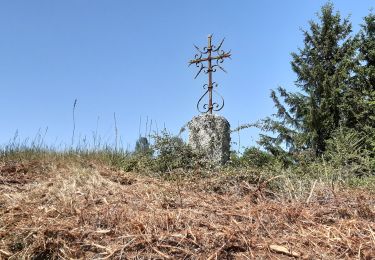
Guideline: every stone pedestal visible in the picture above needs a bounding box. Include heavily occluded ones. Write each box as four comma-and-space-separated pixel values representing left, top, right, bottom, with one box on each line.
188, 114, 231, 165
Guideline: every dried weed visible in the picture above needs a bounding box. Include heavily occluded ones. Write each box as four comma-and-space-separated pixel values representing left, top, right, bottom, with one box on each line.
0, 159, 374, 259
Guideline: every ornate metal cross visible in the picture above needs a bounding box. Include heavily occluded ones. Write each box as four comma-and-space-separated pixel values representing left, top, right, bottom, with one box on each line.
189, 34, 231, 114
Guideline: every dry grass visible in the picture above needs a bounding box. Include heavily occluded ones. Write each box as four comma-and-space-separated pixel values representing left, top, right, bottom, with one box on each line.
0, 158, 374, 259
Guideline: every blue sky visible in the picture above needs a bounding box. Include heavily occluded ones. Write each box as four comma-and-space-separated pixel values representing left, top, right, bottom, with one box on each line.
0, 0, 373, 151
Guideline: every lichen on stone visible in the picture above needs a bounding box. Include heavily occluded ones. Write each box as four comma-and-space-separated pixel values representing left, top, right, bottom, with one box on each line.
188, 114, 230, 165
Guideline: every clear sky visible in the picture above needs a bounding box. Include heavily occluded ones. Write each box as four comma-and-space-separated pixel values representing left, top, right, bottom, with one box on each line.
0, 0, 374, 151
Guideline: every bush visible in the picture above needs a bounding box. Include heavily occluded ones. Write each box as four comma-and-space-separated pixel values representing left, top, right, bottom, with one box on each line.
152, 131, 198, 172
324, 127, 374, 177
240, 147, 274, 167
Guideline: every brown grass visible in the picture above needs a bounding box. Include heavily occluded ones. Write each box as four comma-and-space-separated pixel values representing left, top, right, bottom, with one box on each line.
0, 158, 374, 259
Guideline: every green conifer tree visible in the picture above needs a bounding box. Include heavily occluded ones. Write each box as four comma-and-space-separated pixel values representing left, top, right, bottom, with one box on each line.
259, 3, 357, 156
355, 13, 375, 153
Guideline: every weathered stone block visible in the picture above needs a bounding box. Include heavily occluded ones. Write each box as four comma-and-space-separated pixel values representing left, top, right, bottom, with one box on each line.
188, 114, 231, 165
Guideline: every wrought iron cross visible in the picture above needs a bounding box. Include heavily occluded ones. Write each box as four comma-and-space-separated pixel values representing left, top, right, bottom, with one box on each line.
189, 34, 231, 114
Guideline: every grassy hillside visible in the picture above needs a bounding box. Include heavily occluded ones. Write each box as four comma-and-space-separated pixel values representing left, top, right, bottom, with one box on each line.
1, 151, 374, 259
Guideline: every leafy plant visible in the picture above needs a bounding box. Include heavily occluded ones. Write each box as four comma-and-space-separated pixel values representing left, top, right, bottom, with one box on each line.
240, 147, 274, 168
152, 130, 199, 172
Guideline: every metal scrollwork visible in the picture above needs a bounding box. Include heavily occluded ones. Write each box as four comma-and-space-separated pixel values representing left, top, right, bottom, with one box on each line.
196, 82, 224, 113
189, 35, 231, 114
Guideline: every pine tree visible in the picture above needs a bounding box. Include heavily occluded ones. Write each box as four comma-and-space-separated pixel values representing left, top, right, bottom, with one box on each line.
359, 13, 375, 89
135, 136, 151, 155
354, 13, 375, 153
259, 3, 357, 156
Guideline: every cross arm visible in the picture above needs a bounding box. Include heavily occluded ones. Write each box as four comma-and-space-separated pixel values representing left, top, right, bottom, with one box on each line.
188, 57, 209, 65
189, 52, 231, 65
211, 52, 231, 61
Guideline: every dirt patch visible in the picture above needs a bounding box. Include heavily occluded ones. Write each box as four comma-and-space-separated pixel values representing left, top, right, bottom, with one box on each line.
0, 161, 49, 186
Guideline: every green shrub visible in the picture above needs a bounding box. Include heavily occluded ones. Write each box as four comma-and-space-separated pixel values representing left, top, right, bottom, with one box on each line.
118, 153, 154, 172
324, 127, 374, 177
152, 130, 198, 172
240, 147, 274, 167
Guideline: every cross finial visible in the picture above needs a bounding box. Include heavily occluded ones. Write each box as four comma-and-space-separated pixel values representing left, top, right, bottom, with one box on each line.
189, 35, 231, 114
